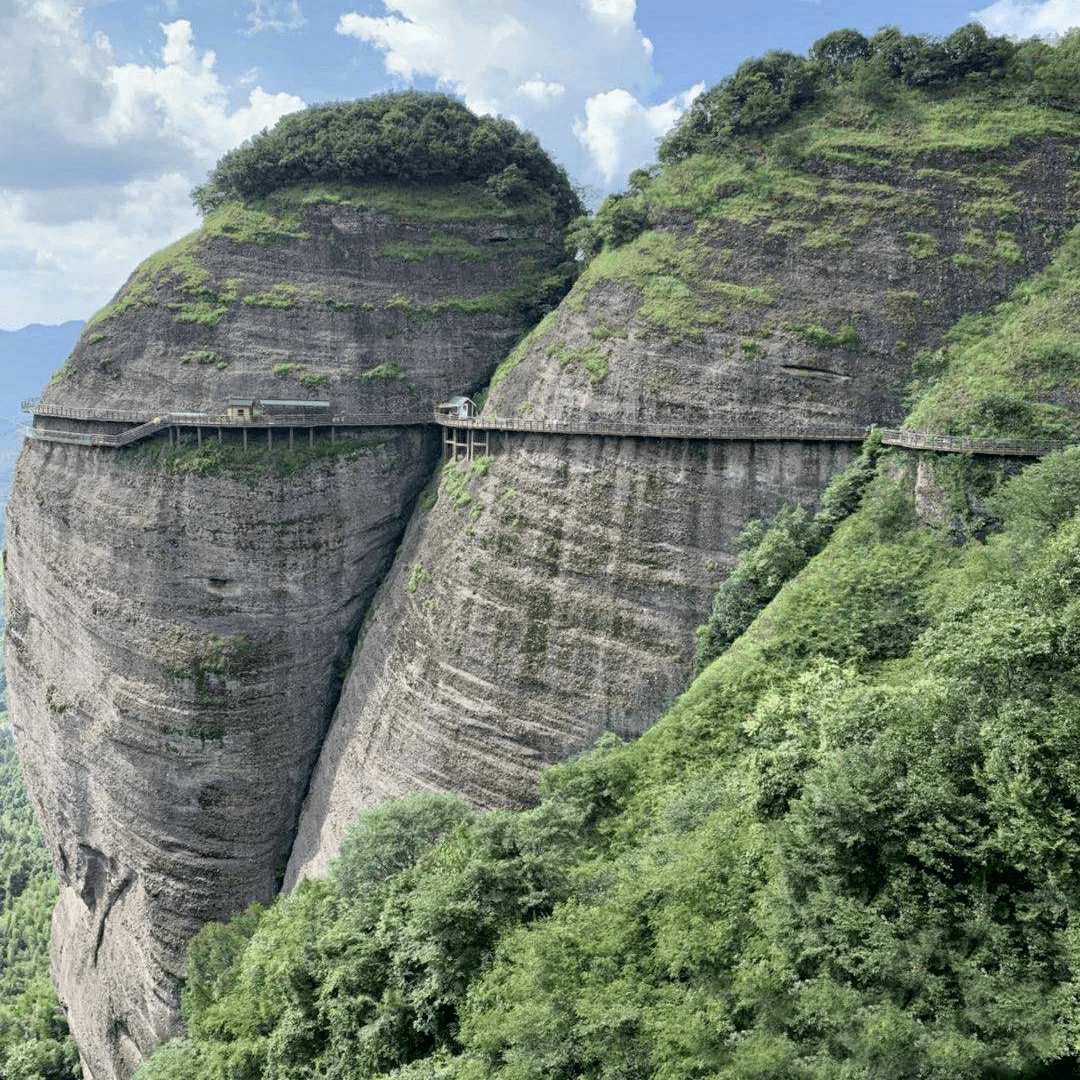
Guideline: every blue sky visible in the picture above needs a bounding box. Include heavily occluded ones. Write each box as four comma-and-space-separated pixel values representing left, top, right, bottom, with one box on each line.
2, 0, 1078, 330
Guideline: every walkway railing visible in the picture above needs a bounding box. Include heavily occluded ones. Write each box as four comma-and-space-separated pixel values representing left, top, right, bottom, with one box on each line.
876, 429, 1072, 458
433, 412, 868, 442
27, 401, 1078, 459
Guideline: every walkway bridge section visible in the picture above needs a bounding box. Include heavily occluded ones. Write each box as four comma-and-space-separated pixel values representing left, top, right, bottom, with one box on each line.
24, 402, 1077, 461
434, 412, 1075, 461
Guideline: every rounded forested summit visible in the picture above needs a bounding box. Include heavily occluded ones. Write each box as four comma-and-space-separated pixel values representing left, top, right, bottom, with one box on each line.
193, 91, 583, 226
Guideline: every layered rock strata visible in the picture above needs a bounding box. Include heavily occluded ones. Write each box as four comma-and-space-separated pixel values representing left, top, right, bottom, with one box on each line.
287, 433, 859, 882
7, 194, 567, 1080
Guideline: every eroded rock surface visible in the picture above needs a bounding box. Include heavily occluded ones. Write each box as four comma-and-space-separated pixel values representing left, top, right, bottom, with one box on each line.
7, 196, 567, 1079
7, 434, 432, 1077
287, 434, 859, 883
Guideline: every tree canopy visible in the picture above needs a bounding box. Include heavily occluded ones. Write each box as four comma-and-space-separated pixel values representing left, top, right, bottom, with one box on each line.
659, 23, 1022, 162
192, 92, 583, 226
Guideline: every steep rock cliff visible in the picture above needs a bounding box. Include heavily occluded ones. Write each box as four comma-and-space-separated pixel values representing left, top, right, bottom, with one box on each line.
287, 136, 1080, 884
6, 189, 568, 1080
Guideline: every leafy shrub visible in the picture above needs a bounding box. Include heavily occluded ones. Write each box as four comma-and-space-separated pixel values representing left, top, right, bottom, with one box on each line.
810, 28, 872, 78
695, 433, 882, 670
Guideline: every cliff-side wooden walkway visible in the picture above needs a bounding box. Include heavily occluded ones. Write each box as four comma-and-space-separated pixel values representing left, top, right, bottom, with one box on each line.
435, 412, 1074, 460
29, 404, 396, 450
25, 402, 1076, 460
877, 429, 1072, 457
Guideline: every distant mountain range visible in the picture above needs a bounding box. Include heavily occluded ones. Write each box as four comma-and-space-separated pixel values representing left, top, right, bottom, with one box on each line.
0, 321, 84, 545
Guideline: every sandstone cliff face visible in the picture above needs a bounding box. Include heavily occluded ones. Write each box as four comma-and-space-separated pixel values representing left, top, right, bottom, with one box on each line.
7, 435, 431, 1075
44, 200, 559, 421
286, 434, 858, 883
286, 137, 1080, 884
488, 141, 1080, 430
7, 194, 567, 1080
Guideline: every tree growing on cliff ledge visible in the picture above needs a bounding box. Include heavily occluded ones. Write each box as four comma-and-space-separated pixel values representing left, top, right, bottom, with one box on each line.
191, 91, 583, 227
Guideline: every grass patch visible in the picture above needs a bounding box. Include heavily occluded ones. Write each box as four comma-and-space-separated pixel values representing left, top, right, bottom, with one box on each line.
550, 344, 612, 384
243, 284, 301, 309
905, 226, 1080, 439
407, 564, 432, 594
269, 180, 560, 226
905, 231, 938, 259
442, 455, 493, 510
274, 363, 306, 378
380, 233, 492, 262
172, 302, 230, 326
800, 225, 852, 250
787, 318, 860, 351
181, 350, 219, 366
307, 289, 352, 311
128, 434, 384, 483
486, 311, 559, 398
360, 363, 406, 380
588, 322, 629, 341
86, 206, 301, 327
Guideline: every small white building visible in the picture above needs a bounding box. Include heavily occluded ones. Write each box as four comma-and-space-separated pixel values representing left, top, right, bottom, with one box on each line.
434, 396, 477, 420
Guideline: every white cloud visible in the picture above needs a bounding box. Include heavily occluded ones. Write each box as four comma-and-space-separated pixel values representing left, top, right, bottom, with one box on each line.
248, 0, 306, 34
972, 0, 1080, 37
574, 84, 704, 185
584, 0, 637, 26
335, 0, 696, 194
0, 2, 305, 327
518, 79, 567, 104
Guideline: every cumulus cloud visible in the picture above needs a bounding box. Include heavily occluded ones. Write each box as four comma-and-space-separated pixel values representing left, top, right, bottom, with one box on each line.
0, 1, 304, 326
518, 79, 567, 105
335, 0, 697, 193
972, 0, 1080, 37
248, 0, 306, 34
574, 84, 703, 185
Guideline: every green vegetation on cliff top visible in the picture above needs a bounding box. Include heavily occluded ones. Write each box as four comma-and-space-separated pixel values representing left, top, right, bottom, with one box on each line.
555, 26, 1080, 349
192, 91, 582, 227
81, 93, 580, 333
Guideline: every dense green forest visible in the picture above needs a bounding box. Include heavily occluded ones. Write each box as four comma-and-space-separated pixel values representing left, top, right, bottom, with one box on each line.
0, 722, 79, 1079
191, 91, 583, 228
131, 28, 1080, 1077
